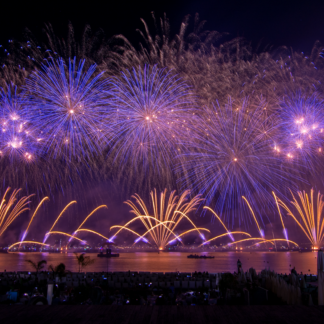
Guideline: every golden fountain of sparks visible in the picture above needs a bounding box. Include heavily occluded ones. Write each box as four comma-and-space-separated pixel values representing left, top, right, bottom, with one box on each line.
110, 189, 209, 250
276, 189, 324, 249
0, 188, 33, 237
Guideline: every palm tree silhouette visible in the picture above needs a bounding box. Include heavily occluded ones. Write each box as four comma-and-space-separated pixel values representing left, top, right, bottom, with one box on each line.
26, 259, 47, 273
48, 263, 70, 278
74, 253, 95, 273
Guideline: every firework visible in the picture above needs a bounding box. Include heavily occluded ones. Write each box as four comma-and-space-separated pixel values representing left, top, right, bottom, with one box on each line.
0, 187, 33, 237
199, 232, 251, 247
0, 15, 324, 224
26, 57, 112, 160
227, 238, 298, 247
108, 65, 194, 183
8, 241, 49, 250
21, 196, 49, 242
73, 228, 112, 241
277, 189, 324, 248
0, 84, 42, 162
68, 204, 108, 243
178, 98, 297, 226
110, 189, 208, 250
44, 231, 86, 244
276, 93, 324, 170
43, 200, 76, 243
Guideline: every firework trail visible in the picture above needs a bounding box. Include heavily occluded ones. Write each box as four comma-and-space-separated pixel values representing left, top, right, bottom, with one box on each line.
9, 241, 49, 250
43, 200, 76, 243
277, 188, 324, 248
0, 187, 33, 237
273, 191, 290, 246
26, 57, 112, 160
108, 65, 194, 183
110, 189, 208, 250
227, 238, 298, 247
177, 98, 299, 226
68, 204, 108, 243
199, 231, 251, 247
21, 196, 49, 242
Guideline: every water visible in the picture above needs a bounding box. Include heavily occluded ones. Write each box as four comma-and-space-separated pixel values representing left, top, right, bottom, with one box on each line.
0, 251, 318, 274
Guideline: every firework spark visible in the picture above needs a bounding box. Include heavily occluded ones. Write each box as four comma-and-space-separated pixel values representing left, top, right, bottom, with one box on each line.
277, 94, 324, 170
108, 65, 194, 183
21, 196, 49, 242
110, 189, 208, 250
0, 84, 41, 162
43, 200, 76, 243
68, 204, 108, 243
277, 189, 324, 248
178, 98, 297, 226
0, 187, 33, 237
26, 57, 111, 160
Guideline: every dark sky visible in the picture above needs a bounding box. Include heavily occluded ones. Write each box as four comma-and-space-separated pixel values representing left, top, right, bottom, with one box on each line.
1, 0, 324, 53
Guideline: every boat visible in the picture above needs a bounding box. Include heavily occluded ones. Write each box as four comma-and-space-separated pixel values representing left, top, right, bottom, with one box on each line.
97, 248, 119, 258
187, 254, 214, 259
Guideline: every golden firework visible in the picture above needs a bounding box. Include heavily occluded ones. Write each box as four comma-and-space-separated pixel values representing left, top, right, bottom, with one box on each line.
277, 189, 324, 248
0, 188, 33, 237
110, 189, 209, 250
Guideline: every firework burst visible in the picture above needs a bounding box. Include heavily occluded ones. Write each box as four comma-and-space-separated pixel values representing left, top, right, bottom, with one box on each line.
26, 57, 112, 160
0, 84, 42, 162
177, 98, 298, 226
276, 93, 324, 170
108, 65, 194, 184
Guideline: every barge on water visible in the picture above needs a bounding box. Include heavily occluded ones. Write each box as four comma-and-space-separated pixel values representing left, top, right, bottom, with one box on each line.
97, 248, 119, 258
187, 254, 215, 259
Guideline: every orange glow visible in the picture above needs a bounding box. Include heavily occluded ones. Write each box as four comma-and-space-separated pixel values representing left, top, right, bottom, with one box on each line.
68, 205, 107, 243
113, 189, 203, 249
242, 196, 263, 237
74, 229, 109, 241
227, 238, 269, 246
198, 231, 251, 247
48, 201, 77, 233
0, 188, 33, 237
9, 241, 49, 250
203, 207, 231, 236
250, 239, 298, 247
45, 231, 86, 243
24, 197, 49, 239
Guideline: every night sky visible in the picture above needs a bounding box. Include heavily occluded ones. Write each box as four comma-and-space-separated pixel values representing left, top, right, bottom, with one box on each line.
0, 0, 323, 244
1, 0, 324, 53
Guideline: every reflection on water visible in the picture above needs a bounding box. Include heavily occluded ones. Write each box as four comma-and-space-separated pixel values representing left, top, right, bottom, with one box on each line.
0, 252, 318, 274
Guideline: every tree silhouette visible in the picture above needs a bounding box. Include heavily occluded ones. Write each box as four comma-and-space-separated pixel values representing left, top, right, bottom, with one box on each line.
26, 259, 47, 273
74, 253, 95, 273
48, 263, 70, 278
